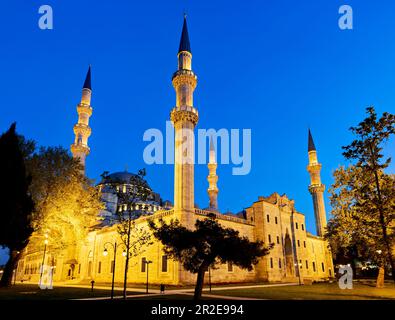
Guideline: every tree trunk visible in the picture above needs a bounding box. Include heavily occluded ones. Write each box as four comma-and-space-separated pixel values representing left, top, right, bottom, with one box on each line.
0, 250, 20, 287
123, 219, 131, 299
194, 264, 207, 301
376, 267, 385, 288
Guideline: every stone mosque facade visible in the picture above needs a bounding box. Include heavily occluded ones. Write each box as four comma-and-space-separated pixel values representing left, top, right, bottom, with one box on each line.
16, 17, 334, 286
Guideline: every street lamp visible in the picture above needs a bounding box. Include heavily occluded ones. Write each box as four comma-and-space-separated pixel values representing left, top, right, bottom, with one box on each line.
39, 235, 48, 286
102, 242, 127, 299
295, 262, 302, 285
145, 260, 153, 294
103, 241, 118, 300
208, 266, 212, 293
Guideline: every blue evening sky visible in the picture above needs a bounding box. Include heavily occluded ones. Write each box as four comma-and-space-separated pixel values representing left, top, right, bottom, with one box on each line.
0, 0, 394, 264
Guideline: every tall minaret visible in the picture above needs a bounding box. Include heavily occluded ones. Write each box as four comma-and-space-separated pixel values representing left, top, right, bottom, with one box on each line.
71, 66, 93, 172
207, 137, 219, 211
171, 16, 198, 227
307, 129, 327, 237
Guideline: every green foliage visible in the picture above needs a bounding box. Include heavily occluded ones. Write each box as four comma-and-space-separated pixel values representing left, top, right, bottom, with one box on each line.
327, 107, 395, 280
149, 214, 272, 299
327, 166, 394, 264
26, 146, 103, 252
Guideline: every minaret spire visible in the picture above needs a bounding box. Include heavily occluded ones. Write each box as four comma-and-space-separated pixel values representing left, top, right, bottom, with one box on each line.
308, 129, 316, 152
178, 15, 191, 54
207, 137, 219, 211
83, 65, 91, 90
306, 129, 326, 237
71, 66, 93, 173
171, 16, 198, 227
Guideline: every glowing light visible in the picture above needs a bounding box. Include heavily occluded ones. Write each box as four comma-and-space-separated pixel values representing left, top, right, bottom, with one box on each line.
122, 250, 127, 257
103, 249, 108, 256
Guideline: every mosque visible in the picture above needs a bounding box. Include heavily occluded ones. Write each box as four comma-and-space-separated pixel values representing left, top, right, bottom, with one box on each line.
16, 17, 334, 285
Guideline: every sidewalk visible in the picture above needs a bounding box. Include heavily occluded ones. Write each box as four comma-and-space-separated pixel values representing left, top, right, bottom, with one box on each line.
69, 282, 297, 301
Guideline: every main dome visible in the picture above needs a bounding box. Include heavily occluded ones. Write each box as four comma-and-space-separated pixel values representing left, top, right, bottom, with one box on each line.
98, 171, 150, 188
100, 171, 136, 183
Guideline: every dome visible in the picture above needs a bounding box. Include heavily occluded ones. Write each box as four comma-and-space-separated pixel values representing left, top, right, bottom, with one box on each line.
99, 171, 149, 189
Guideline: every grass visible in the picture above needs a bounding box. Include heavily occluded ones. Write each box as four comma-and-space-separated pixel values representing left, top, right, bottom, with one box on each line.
1, 281, 394, 300
0, 284, 142, 300
210, 281, 395, 300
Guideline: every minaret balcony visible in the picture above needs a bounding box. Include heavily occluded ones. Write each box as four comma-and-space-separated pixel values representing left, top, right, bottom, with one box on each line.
172, 69, 196, 80
172, 70, 197, 89
308, 184, 326, 193
77, 104, 93, 116
170, 106, 199, 125
73, 123, 92, 137
71, 143, 90, 156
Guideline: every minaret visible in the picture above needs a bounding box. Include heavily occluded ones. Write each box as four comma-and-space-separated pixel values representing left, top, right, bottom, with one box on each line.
207, 137, 219, 211
171, 16, 198, 227
71, 66, 93, 172
307, 129, 327, 237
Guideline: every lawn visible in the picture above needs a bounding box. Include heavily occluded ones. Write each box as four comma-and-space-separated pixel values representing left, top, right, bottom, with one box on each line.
2, 281, 394, 300
0, 284, 142, 300
210, 281, 395, 300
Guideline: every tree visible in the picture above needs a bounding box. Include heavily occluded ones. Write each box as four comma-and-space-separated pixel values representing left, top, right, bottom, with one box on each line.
326, 166, 395, 283
0, 123, 34, 287
26, 147, 104, 254
149, 214, 273, 300
102, 169, 153, 299
326, 107, 395, 284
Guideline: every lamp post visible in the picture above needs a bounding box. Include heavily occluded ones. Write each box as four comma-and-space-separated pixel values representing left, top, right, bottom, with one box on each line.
103, 241, 117, 300
145, 260, 152, 294
208, 266, 212, 293
39, 236, 48, 287
295, 262, 302, 285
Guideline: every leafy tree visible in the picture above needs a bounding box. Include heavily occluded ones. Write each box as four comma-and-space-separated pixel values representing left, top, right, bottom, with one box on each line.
0, 123, 34, 287
149, 214, 272, 300
327, 166, 394, 281
101, 169, 153, 299
327, 107, 395, 283
26, 147, 104, 254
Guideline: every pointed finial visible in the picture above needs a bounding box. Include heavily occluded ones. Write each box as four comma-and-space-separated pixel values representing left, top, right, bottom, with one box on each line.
308, 129, 316, 152
178, 14, 191, 54
209, 136, 215, 151
83, 65, 92, 90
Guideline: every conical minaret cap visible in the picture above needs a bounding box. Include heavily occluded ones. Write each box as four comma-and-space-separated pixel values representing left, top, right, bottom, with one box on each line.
308, 129, 316, 152
178, 15, 191, 54
83, 65, 92, 90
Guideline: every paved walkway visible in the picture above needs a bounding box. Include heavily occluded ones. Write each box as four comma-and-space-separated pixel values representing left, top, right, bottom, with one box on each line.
69, 282, 297, 301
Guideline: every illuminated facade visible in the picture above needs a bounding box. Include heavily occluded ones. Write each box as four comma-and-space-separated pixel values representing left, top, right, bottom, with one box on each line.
16, 17, 333, 286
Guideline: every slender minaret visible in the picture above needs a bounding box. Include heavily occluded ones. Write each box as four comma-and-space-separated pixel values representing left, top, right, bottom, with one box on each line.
171, 16, 198, 227
307, 129, 327, 237
71, 66, 93, 172
207, 137, 219, 211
